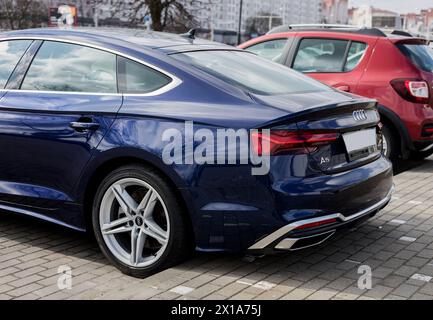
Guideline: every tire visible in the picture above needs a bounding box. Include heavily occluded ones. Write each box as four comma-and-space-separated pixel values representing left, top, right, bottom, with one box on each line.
381, 124, 399, 162
92, 164, 191, 278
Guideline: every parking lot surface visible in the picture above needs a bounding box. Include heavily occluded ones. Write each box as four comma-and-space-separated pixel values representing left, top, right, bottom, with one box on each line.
1, 159, 433, 300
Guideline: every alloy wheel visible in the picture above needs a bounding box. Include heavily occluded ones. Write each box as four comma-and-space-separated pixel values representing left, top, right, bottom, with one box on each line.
99, 178, 170, 268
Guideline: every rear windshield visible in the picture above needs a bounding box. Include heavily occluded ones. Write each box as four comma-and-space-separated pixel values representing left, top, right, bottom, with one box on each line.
171, 50, 332, 95
397, 43, 433, 72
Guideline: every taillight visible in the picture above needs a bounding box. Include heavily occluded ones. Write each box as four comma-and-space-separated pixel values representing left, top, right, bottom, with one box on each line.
391, 79, 430, 104
251, 130, 339, 156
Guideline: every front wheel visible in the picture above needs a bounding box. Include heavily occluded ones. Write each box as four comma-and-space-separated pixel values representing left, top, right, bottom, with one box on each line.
92, 164, 190, 278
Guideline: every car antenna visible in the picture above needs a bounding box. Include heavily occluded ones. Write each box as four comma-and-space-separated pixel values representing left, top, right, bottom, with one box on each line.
180, 28, 196, 41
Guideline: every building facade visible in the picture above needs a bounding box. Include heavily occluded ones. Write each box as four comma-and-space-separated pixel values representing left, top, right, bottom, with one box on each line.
403, 8, 433, 37
322, 0, 348, 24
349, 5, 402, 29
35, 1, 325, 33
195, 0, 323, 33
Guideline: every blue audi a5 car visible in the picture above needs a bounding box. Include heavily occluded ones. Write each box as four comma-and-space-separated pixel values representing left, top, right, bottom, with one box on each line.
0, 28, 393, 277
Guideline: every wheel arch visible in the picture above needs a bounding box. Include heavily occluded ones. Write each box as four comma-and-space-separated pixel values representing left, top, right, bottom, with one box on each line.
78, 148, 195, 243
377, 104, 413, 158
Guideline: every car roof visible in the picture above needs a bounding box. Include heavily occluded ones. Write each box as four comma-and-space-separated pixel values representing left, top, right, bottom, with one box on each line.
239, 29, 428, 50
0, 27, 234, 53
293, 30, 427, 44
264, 26, 427, 43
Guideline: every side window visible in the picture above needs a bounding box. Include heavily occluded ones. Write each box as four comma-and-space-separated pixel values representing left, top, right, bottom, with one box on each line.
344, 42, 368, 71
245, 39, 288, 63
293, 38, 349, 73
0, 40, 32, 88
21, 41, 117, 93
117, 56, 172, 94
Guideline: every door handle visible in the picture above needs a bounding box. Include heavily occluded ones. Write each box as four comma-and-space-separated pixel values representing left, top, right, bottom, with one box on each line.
70, 118, 100, 132
335, 85, 350, 92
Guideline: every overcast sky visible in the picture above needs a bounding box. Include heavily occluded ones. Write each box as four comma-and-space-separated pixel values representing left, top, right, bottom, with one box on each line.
349, 0, 433, 13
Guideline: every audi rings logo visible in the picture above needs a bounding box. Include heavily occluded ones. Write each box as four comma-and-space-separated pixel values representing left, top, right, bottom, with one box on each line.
353, 110, 368, 121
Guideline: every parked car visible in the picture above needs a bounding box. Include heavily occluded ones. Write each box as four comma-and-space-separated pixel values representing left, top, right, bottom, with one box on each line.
0, 28, 393, 277
239, 25, 433, 162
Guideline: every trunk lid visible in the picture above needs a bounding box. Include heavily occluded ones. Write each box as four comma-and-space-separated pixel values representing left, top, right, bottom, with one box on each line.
252, 91, 381, 174
295, 101, 381, 174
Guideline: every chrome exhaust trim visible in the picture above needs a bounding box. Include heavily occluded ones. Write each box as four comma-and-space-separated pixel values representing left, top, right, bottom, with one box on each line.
275, 230, 335, 251
248, 185, 394, 250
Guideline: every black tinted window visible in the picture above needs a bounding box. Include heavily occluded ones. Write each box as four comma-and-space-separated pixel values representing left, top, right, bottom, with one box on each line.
118, 56, 171, 94
21, 41, 117, 93
293, 38, 349, 73
397, 43, 433, 72
0, 40, 32, 88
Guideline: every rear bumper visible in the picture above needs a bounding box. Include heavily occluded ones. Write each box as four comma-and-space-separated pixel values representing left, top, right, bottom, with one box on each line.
378, 98, 433, 151
191, 156, 392, 252
248, 185, 394, 252
400, 102, 433, 145
413, 140, 433, 152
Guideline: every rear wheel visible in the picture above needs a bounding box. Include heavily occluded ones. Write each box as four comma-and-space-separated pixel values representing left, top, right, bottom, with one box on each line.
92, 164, 190, 278
381, 124, 399, 162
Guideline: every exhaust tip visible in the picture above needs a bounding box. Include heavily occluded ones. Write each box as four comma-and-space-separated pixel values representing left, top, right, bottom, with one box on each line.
275, 230, 335, 251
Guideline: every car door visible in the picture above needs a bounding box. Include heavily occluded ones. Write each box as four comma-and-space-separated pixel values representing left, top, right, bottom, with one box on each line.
288, 35, 375, 93
0, 39, 122, 228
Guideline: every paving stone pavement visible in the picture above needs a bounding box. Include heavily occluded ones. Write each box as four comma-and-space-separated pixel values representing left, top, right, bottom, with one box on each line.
1, 159, 433, 300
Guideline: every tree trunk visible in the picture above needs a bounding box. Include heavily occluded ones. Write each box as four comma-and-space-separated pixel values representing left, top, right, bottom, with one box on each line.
147, 0, 164, 31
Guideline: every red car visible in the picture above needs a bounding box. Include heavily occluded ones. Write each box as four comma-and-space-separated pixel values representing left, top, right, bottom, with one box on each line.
239, 25, 433, 161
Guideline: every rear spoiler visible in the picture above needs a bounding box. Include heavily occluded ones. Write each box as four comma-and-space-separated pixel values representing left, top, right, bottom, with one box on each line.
255, 99, 377, 129
390, 30, 413, 37
389, 37, 429, 45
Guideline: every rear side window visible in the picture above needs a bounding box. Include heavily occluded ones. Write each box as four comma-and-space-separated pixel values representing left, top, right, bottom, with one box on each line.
397, 43, 433, 72
293, 38, 367, 73
117, 56, 171, 94
0, 40, 32, 88
293, 38, 349, 72
245, 39, 288, 63
344, 42, 368, 71
172, 50, 331, 96
21, 41, 117, 93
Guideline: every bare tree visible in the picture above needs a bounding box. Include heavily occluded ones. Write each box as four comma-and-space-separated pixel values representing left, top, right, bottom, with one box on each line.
99, 0, 212, 32
245, 12, 282, 37
0, 0, 47, 30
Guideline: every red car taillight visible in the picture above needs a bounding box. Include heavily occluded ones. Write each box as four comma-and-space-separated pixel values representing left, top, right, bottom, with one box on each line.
391, 79, 430, 104
251, 130, 339, 156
